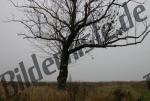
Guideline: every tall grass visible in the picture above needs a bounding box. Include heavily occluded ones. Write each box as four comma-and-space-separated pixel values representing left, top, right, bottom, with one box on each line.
0, 81, 149, 101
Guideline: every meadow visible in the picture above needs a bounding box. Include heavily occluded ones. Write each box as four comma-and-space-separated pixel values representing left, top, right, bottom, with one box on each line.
0, 81, 150, 101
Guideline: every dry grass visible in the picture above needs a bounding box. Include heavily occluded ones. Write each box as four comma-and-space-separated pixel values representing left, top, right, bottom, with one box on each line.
0, 81, 150, 101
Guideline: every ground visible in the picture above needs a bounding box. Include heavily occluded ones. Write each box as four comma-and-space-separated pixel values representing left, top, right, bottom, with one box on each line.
0, 81, 150, 101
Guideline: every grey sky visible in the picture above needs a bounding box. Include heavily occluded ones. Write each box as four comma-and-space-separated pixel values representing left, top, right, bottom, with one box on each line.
0, 0, 150, 82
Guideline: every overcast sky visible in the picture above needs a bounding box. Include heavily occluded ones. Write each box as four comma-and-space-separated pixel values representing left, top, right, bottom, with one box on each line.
0, 0, 150, 82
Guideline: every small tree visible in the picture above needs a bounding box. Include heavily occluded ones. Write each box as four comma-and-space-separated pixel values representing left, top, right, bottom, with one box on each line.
10, 0, 150, 89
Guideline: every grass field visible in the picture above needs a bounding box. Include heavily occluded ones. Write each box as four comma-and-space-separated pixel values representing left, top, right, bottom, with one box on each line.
0, 81, 150, 101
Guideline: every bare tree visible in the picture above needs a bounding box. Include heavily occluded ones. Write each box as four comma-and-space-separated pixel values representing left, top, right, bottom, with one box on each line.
10, 0, 150, 89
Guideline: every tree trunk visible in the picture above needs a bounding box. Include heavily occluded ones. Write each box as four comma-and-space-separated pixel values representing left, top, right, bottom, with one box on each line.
57, 51, 69, 89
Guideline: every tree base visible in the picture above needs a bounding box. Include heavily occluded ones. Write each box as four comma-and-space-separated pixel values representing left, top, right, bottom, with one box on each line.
57, 69, 68, 89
